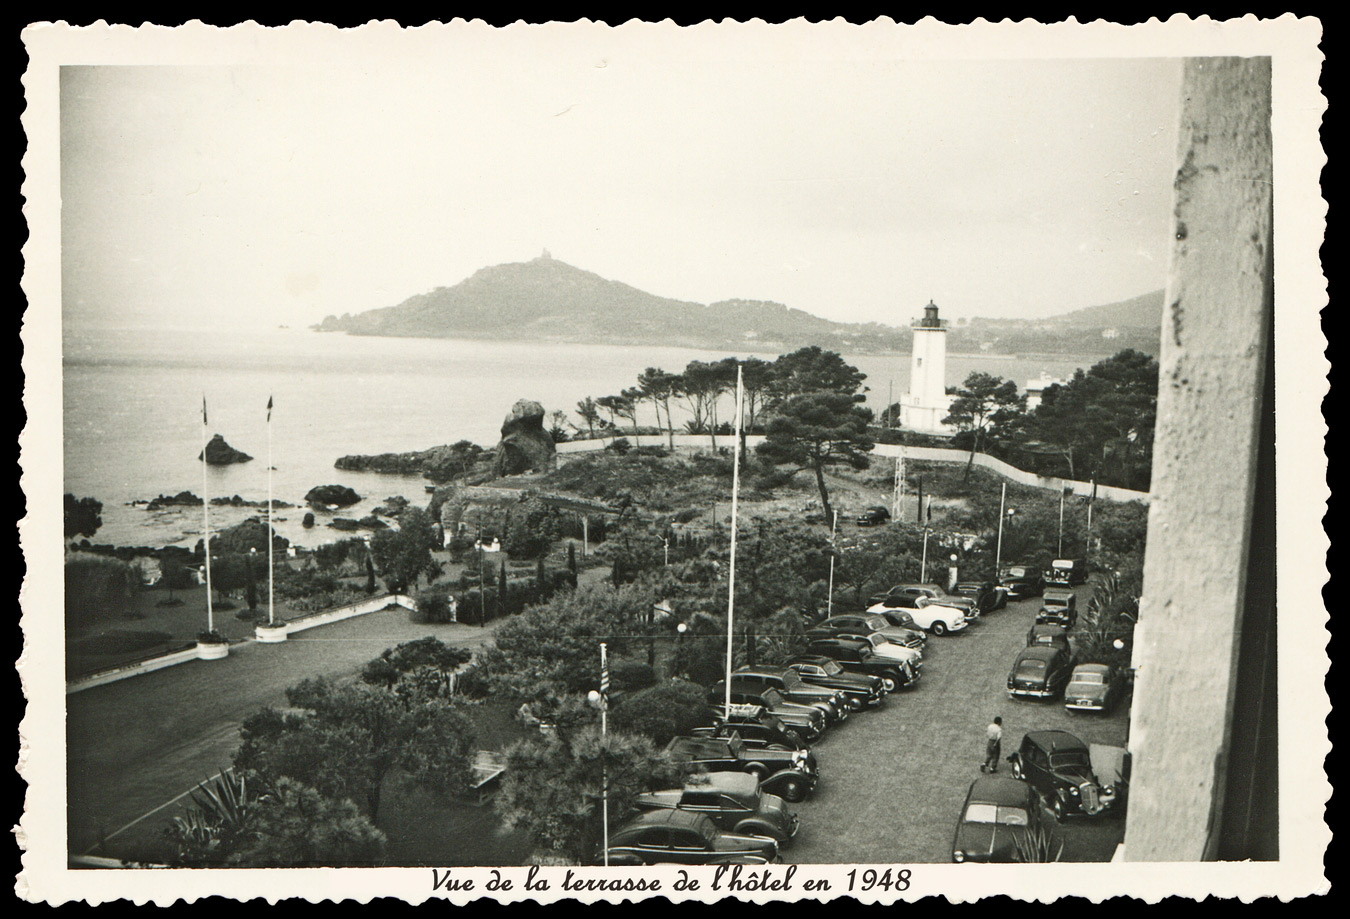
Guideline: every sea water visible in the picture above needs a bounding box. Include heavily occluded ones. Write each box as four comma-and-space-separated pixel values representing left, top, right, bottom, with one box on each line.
60, 322, 1102, 549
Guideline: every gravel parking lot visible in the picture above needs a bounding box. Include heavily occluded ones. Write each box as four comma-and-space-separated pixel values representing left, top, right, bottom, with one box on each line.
784, 590, 1130, 864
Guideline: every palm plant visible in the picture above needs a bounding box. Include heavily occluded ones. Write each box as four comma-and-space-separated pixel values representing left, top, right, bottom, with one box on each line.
165, 768, 255, 866
1012, 822, 1064, 863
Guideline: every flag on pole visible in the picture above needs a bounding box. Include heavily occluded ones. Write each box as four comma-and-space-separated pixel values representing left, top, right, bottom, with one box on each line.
267, 395, 273, 423
599, 643, 610, 710
202, 396, 208, 426
926, 498, 933, 524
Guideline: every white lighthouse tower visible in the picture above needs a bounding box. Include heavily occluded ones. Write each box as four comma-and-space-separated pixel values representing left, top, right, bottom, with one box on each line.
899, 301, 955, 433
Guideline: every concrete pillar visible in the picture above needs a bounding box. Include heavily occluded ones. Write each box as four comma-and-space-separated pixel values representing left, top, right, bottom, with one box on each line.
1123, 57, 1273, 861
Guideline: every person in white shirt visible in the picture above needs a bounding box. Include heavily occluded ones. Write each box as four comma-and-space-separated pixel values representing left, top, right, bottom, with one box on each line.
981, 716, 1004, 773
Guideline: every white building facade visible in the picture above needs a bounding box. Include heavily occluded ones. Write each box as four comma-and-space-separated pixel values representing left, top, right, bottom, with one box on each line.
898, 302, 955, 434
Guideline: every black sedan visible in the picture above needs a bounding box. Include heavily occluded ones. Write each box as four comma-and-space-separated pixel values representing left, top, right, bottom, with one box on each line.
787, 656, 886, 709
1008, 730, 1122, 820
1006, 646, 1075, 701
856, 505, 891, 526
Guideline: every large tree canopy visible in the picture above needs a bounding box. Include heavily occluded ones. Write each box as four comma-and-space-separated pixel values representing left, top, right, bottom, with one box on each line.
1024, 349, 1159, 487
769, 345, 868, 400
755, 391, 875, 524
943, 372, 1026, 481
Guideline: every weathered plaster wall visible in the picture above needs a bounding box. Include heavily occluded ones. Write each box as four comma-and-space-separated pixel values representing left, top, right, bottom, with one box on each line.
1123, 57, 1273, 861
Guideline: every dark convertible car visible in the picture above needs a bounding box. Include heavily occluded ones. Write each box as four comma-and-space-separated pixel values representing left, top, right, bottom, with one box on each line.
952, 775, 1046, 863
604, 809, 780, 865
666, 732, 818, 802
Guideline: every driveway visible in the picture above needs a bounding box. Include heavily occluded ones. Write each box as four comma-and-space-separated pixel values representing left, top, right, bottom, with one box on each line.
67, 607, 501, 860
785, 592, 1129, 864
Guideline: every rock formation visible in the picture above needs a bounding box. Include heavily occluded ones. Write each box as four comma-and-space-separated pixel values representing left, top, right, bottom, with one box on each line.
305, 484, 362, 509
198, 434, 253, 465
493, 400, 556, 477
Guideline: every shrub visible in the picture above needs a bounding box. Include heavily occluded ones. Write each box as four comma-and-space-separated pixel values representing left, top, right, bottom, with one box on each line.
65, 552, 141, 635
609, 680, 710, 746
605, 437, 632, 455
609, 660, 657, 694
411, 585, 458, 624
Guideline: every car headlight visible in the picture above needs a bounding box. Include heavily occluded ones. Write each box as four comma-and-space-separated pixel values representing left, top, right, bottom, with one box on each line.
1102, 784, 1116, 797
1069, 786, 1080, 796
953, 850, 965, 863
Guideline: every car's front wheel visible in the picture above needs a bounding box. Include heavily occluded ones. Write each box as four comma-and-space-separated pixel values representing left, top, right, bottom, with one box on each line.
1010, 758, 1024, 779
1051, 796, 1065, 822
746, 763, 768, 781
775, 775, 808, 803
931, 621, 948, 636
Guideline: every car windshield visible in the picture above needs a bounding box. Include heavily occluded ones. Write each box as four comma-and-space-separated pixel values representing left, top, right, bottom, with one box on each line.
1007, 567, 1028, 577
761, 689, 784, 706
820, 660, 843, 675
865, 616, 889, 631
1050, 753, 1091, 769
1070, 673, 1105, 684
964, 804, 1029, 826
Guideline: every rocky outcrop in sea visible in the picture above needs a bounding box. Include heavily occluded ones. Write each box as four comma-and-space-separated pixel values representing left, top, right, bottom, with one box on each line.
198, 434, 253, 465
140, 492, 294, 511
304, 484, 362, 509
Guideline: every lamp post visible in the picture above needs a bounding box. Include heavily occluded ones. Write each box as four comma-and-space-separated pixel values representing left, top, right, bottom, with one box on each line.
474, 539, 486, 627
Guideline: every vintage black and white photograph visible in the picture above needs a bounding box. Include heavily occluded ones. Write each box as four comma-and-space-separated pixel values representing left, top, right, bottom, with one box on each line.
19, 18, 1326, 903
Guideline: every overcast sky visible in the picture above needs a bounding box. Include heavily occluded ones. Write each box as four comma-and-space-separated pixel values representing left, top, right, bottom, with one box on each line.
60, 42, 1183, 333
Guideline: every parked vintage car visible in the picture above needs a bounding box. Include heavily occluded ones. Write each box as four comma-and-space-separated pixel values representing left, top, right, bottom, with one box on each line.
826, 630, 924, 674
1063, 663, 1126, 713
868, 596, 968, 635
1008, 730, 1122, 820
693, 704, 810, 750
723, 669, 849, 723
998, 564, 1045, 600
807, 612, 926, 650
951, 775, 1046, 863
1006, 646, 1075, 700
665, 732, 818, 802
868, 584, 981, 620
855, 505, 891, 527
1026, 623, 1072, 654
869, 608, 929, 645
1043, 558, 1088, 586
634, 772, 800, 845
954, 580, 1006, 612
787, 656, 886, 709
805, 638, 918, 692
709, 685, 828, 741
603, 808, 780, 865
1036, 588, 1078, 628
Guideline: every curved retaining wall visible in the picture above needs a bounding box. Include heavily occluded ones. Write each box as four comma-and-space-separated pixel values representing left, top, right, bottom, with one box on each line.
556, 435, 1149, 503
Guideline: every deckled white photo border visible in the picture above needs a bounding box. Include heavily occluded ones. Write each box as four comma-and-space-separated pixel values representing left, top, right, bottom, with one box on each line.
18, 16, 1328, 904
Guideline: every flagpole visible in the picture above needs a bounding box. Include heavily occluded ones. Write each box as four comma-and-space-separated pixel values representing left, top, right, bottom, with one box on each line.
201, 397, 214, 634
724, 365, 744, 720
600, 642, 609, 868
826, 510, 839, 616
1058, 487, 1066, 557
1086, 479, 1095, 558
267, 396, 274, 626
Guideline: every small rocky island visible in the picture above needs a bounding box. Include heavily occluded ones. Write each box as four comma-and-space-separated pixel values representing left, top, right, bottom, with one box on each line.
198, 434, 253, 465
305, 484, 363, 509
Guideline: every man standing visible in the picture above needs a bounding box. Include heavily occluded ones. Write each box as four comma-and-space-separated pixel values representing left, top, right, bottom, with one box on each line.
981, 716, 1003, 773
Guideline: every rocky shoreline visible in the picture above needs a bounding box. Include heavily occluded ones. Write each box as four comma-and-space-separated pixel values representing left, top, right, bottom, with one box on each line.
137, 492, 296, 511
